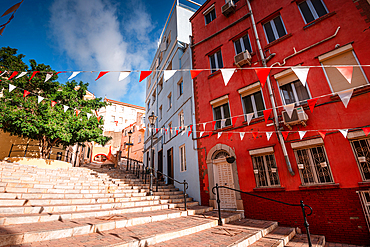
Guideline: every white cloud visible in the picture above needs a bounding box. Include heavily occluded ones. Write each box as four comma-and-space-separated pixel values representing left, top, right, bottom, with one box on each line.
49, 0, 156, 105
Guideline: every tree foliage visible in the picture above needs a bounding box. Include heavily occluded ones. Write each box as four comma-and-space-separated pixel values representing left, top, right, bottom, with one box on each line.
0, 47, 110, 158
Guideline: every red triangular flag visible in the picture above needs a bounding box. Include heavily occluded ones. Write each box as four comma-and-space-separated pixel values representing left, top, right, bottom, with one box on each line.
23, 90, 30, 97
1, 1, 23, 17
318, 131, 326, 139
281, 132, 289, 141
228, 133, 233, 139
190, 70, 203, 79
212, 121, 216, 129
8, 71, 18, 80
176, 129, 179, 135
252, 132, 258, 140
139, 71, 152, 82
363, 127, 370, 137
254, 68, 271, 88
29, 71, 39, 81
188, 130, 192, 137
189, 125, 193, 131
336, 66, 353, 84
232, 116, 238, 126
76, 109, 81, 116
263, 109, 272, 122
95, 71, 109, 81
307, 98, 318, 113
51, 101, 57, 107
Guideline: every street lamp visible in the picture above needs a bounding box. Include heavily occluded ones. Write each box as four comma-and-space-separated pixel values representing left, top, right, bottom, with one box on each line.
148, 112, 157, 196
126, 129, 133, 171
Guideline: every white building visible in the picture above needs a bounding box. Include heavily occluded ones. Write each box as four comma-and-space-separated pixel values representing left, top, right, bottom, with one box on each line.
144, 3, 200, 202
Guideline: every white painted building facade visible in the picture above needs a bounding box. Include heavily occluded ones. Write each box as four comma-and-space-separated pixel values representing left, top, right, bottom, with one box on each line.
144, 3, 200, 202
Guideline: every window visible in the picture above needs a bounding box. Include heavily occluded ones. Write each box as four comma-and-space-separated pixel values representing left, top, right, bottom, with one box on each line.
252, 154, 280, 187
159, 105, 163, 120
263, 15, 287, 43
124, 130, 127, 136
167, 61, 172, 71
209, 50, 223, 73
168, 93, 172, 110
234, 34, 252, 55
319, 44, 368, 93
167, 31, 171, 47
351, 138, 370, 181
179, 111, 185, 130
213, 103, 231, 129
138, 134, 142, 143
280, 80, 310, 105
119, 117, 123, 124
204, 7, 216, 25
239, 83, 265, 119
152, 90, 156, 104
168, 122, 172, 139
298, 0, 328, 24
147, 77, 151, 89
158, 77, 163, 94
111, 115, 115, 123
178, 79, 183, 97
180, 145, 186, 172
147, 100, 150, 112
294, 146, 334, 185
359, 191, 370, 230
132, 137, 135, 145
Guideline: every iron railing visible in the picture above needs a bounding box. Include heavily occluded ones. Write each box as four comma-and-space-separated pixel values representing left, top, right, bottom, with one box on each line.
212, 183, 313, 247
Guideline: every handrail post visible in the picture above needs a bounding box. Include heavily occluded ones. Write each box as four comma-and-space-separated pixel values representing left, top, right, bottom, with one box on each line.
24, 143, 29, 157
8, 144, 14, 157
215, 183, 222, 226
183, 180, 187, 211
300, 200, 312, 247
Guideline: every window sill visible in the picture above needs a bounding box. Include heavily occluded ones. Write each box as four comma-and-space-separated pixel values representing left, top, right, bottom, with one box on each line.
253, 186, 286, 192
208, 69, 221, 79
299, 183, 340, 191
264, 33, 293, 49
358, 181, 370, 188
242, 116, 264, 126
214, 125, 233, 132
303, 12, 336, 30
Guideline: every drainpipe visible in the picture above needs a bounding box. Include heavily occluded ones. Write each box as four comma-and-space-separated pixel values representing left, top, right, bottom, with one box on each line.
246, 0, 295, 176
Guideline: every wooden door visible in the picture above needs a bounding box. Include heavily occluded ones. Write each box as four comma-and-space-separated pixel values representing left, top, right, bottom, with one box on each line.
214, 162, 237, 209
167, 148, 174, 184
158, 150, 163, 181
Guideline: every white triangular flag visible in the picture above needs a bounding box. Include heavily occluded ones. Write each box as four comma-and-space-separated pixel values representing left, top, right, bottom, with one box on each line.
164, 70, 176, 81
239, 132, 245, 140
338, 89, 353, 108
284, 103, 296, 119
202, 123, 207, 130
87, 113, 92, 119
292, 67, 309, 87
298, 131, 307, 140
182, 126, 187, 135
220, 68, 236, 86
246, 113, 254, 125
0, 88, 3, 98
217, 132, 222, 139
221, 119, 226, 128
68, 72, 80, 80
0, 71, 6, 77
63, 105, 69, 112
200, 132, 204, 137
9, 84, 16, 92
15, 71, 27, 79
44, 73, 53, 82
339, 129, 348, 138
37, 96, 44, 104
118, 72, 130, 81
266, 132, 273, 141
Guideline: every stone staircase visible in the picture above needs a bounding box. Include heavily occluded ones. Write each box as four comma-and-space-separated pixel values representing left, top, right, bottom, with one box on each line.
0, 162, 325, 246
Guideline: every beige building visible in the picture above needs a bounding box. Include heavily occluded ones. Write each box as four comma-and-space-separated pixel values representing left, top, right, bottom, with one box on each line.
121, 112, 145, 162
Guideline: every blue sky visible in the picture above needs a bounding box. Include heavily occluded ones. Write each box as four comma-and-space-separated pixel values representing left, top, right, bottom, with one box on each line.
0, 0, 205, 107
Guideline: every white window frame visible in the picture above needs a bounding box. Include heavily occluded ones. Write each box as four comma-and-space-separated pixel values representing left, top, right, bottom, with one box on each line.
212, 103, 231, 129
350, 137, 370, 181
158, 77, 163, 94
263, 15, 287, 43
358, 190, 370, 231
178, 79, 183, 97
168, 122, 172, 139
251, 153, 280, 187
209, 50, 223, 74
159, 105, 163, 120
242, 91, 265, 119
233, 34, 252, 55
152, 90, 156, 105
179, 110, 185, 130
180, 144, 187, 172
168, 93, 172, 110
297, 0, 329, 24
204, 5, 216, 25
278, 80, 311, 105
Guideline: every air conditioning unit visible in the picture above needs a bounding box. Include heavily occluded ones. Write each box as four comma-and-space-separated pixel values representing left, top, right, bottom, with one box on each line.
234, 50, 252, 67
222, 0, 235, 16
282, 106, 308, 130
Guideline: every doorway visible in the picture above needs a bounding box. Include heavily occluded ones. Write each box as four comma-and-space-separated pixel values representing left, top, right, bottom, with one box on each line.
158, 149, 163, 181
167, 147, 174, 184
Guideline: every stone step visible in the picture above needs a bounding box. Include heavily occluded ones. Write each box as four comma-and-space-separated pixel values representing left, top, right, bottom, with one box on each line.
1, 210, 241, 246
249, 227, 296, 247
285, 234, 325, 247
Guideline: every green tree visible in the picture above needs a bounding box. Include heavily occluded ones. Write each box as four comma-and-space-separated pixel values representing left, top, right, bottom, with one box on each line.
0, 47, 110, 158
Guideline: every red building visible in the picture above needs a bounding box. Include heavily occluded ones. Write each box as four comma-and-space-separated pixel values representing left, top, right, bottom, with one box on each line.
190, 0, 370, 244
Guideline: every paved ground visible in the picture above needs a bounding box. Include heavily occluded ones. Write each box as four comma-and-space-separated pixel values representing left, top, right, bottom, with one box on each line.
325, 243, 367, 247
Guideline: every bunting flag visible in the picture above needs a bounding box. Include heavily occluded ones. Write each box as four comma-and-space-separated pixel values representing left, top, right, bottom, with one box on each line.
200, 131, 204, 137
37, 96, 44, 104
336, 66, 353, 84
298, 131, 307, 140
202, 122, 207, 130
363, 127, 370, 137
337, 88, 353, 108
254, 68, 271, 88
68, 72, 80, 80
15, 72, 27, 79
29, 71, 39, 81
1, 1, 23, 17
75, 109, 81, 116
220, 68, 236, 86
318, 131, 326, 139
164, 70, 176, 81
217, 132, 222, 139
156, 128, 159, 133
221, 119, 226, 129
87, 113, 92, 119
139, 71, 152, 82
283, 103, 295, 119
63, 105, 69, 112
190, 70, 203, 79
95, 71, 109, 81
97, 116, 101, 122
252, 132, 258, 140
212, 121, 216, 129
339, 129, 348, 138
23, 90, 30, 97
9, 84, 16, 92
8, 71, 18, 80
246, 113, 254, 125
228, 132, 233, 139
263, 109, 272, 122
51, 101, 57, 107
182, 126, 187, 135
188, 129, 192, 137
232, 116, 238, 126
307, 98, 318, 113
266, 132, 273, 141
281, 131, 289, 141
118, 72, 130, 81
44, 73, 53, 82
240, 132, 245, 140
291, 67, 309, 87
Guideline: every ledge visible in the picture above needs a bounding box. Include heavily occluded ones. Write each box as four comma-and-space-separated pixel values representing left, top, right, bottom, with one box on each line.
303, 12, 336, 30
253, 186, 286, 192
330, 86, 370, 102
207, 69, 221, 79
299, 183, 340, 191
358, 181, 370, 188
264, 33, 292, 49
242, 116, 264, 126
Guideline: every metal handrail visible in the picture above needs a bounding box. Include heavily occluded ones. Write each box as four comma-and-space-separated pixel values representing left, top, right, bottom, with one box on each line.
212, 184, 313, 247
